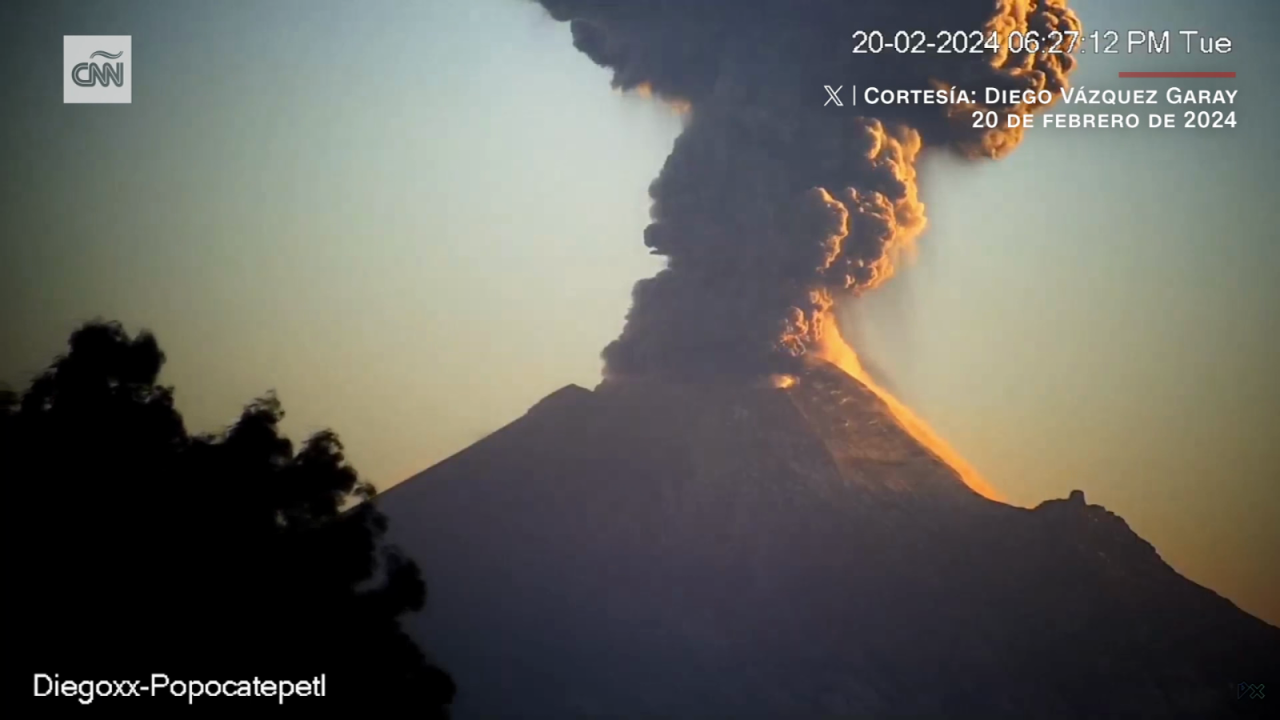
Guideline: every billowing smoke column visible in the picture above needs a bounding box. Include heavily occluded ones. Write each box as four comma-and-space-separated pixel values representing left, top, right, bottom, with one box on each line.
533, 0, 1081, 381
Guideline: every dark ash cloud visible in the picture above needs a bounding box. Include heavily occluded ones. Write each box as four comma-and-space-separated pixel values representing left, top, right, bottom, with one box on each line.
531, 0, 1081, 380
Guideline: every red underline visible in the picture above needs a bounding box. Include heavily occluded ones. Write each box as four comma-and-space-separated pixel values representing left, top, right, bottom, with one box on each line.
1118, 72, 1235, 78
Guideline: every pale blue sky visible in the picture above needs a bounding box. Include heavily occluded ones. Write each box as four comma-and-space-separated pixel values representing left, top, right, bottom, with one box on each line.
2, 0, 1276, 624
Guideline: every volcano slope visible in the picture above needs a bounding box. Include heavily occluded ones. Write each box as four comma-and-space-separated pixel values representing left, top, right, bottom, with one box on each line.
378, 363, 1279, 719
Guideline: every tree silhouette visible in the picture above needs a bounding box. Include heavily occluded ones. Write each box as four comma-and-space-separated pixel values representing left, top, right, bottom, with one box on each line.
11, 320, 454, 711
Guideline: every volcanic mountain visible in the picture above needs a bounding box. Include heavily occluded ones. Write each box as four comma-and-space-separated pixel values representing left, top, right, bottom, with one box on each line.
379, 363, 1279, 718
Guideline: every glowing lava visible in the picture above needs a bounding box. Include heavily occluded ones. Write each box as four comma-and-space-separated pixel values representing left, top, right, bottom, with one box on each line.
811, 313, 1004, 503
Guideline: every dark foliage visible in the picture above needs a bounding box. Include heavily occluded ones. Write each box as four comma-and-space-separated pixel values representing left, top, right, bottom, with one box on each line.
10, 320, 455, 712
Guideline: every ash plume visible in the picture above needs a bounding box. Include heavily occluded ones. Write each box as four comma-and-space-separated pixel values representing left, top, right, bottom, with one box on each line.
532, 0, 1081, 380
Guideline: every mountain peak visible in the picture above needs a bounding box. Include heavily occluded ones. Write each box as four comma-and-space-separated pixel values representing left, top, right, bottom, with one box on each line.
381, 372, 1280, 718
527, 383, 593, 415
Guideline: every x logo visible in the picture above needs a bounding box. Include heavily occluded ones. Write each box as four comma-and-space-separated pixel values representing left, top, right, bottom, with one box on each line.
824, 85, 843, 107
1237, 683, 1265, 700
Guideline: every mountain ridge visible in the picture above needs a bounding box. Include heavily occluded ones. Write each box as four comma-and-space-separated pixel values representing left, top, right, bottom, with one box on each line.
379, 364, 1279, 718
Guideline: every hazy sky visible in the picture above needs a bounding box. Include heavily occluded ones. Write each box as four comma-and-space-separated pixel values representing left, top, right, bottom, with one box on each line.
2, 1, 1276, 625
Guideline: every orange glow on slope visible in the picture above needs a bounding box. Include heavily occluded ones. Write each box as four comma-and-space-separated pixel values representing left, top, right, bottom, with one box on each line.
812, 314, 1005, 503
770, 374, 798, 389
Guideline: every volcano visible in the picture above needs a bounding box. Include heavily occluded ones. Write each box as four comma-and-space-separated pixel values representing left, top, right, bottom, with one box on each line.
379, 363, 1279, 718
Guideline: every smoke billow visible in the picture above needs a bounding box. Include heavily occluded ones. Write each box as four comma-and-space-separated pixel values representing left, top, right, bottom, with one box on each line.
532, 0, 1080, 380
